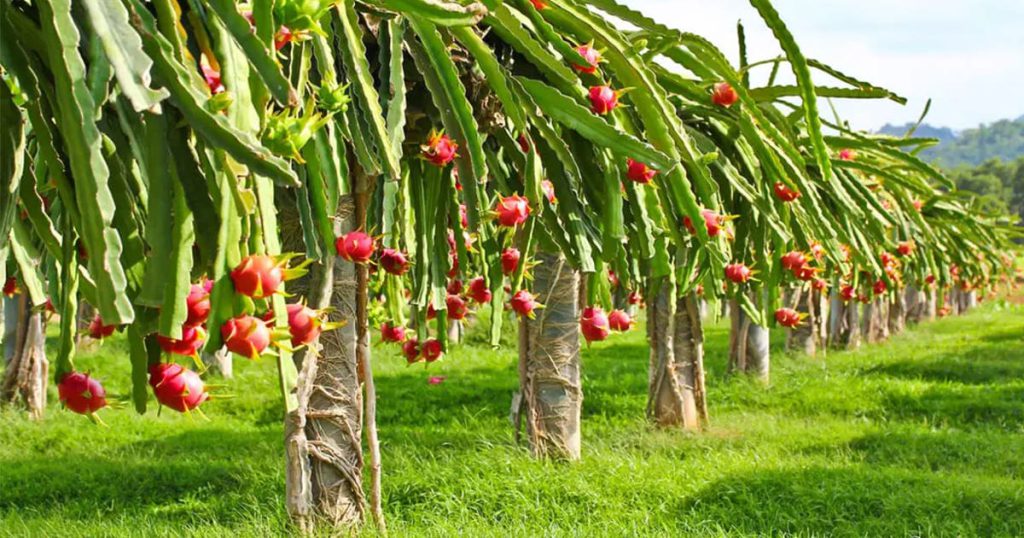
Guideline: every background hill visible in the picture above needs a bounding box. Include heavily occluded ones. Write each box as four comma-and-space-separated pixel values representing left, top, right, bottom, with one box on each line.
877, 116, 1024, 225
878, 116, 1024, 168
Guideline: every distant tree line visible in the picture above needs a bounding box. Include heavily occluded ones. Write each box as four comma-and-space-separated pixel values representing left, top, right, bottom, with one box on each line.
947, 157, 1024, 224
880, 116, 1024, 168
886, 115, 1024, 225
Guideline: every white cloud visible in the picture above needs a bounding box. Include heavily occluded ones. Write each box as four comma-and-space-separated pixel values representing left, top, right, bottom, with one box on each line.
617, 0, 1024, 130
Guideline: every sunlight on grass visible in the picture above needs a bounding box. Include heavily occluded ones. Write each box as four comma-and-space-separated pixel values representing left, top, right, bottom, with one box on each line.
2, 300, 1022, 536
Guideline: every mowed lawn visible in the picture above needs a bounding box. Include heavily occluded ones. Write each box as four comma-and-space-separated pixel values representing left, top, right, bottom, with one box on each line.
2, 298, 1023, 537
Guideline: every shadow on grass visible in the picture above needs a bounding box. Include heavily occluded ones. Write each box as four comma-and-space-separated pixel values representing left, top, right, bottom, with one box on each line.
846, 429, 1024, 479
863, 326, 1024, 386
979, 324, 1024, 345
877, 383, 1024, 430
681, 466, 1024, 536
0, 429, 282, 526
581, 342, 650, 420
866, 354, 1024, 385
374, 362, 518, 428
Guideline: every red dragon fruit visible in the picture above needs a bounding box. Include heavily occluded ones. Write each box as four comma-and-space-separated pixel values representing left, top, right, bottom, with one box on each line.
627, 158, 656, 184
724, 263, 753, 284
380, 322, 406, 343
773, 181, 800, 202
809, 242, 826, 261
3, 277, 16, 297
274, 26, 294, 50
495, 195, 531, 227
157, 325, 207, 357
684, 209, 730, 239
711, 82, 738, 107
580, 306, 610, 344
541, 180, 557, 203
774, 307, 803, 328
87, 314, 116, 340
336, 231, 376, 263
185, 282, 211, 326
781, 250, 808, 271
230, 254, 285, 299
402, 337, 421, 364
608, 309, 633, 332
571, 43, 601, 74
221, 315, 271, 359
422, 131, 458, 167
149, 363, 209, 413
509, 290, 541, 318
446, 294, 469, 321
58, 372, 108, 415
467, 277, 492, 304
422, 338, 443, 362
286, 303, 329, 347
201, 64, 224, 95
794, 264, 818, 281
588, 85, 620, 114
896, 241, 915, 257
501, 248, 521, 275
379, 248, 410, 275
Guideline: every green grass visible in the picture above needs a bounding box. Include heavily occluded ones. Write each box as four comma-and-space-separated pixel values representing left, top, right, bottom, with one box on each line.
2, 299, 1024, 537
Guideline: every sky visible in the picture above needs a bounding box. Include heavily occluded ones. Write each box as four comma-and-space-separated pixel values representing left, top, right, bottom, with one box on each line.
619, 0, 1024, 131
